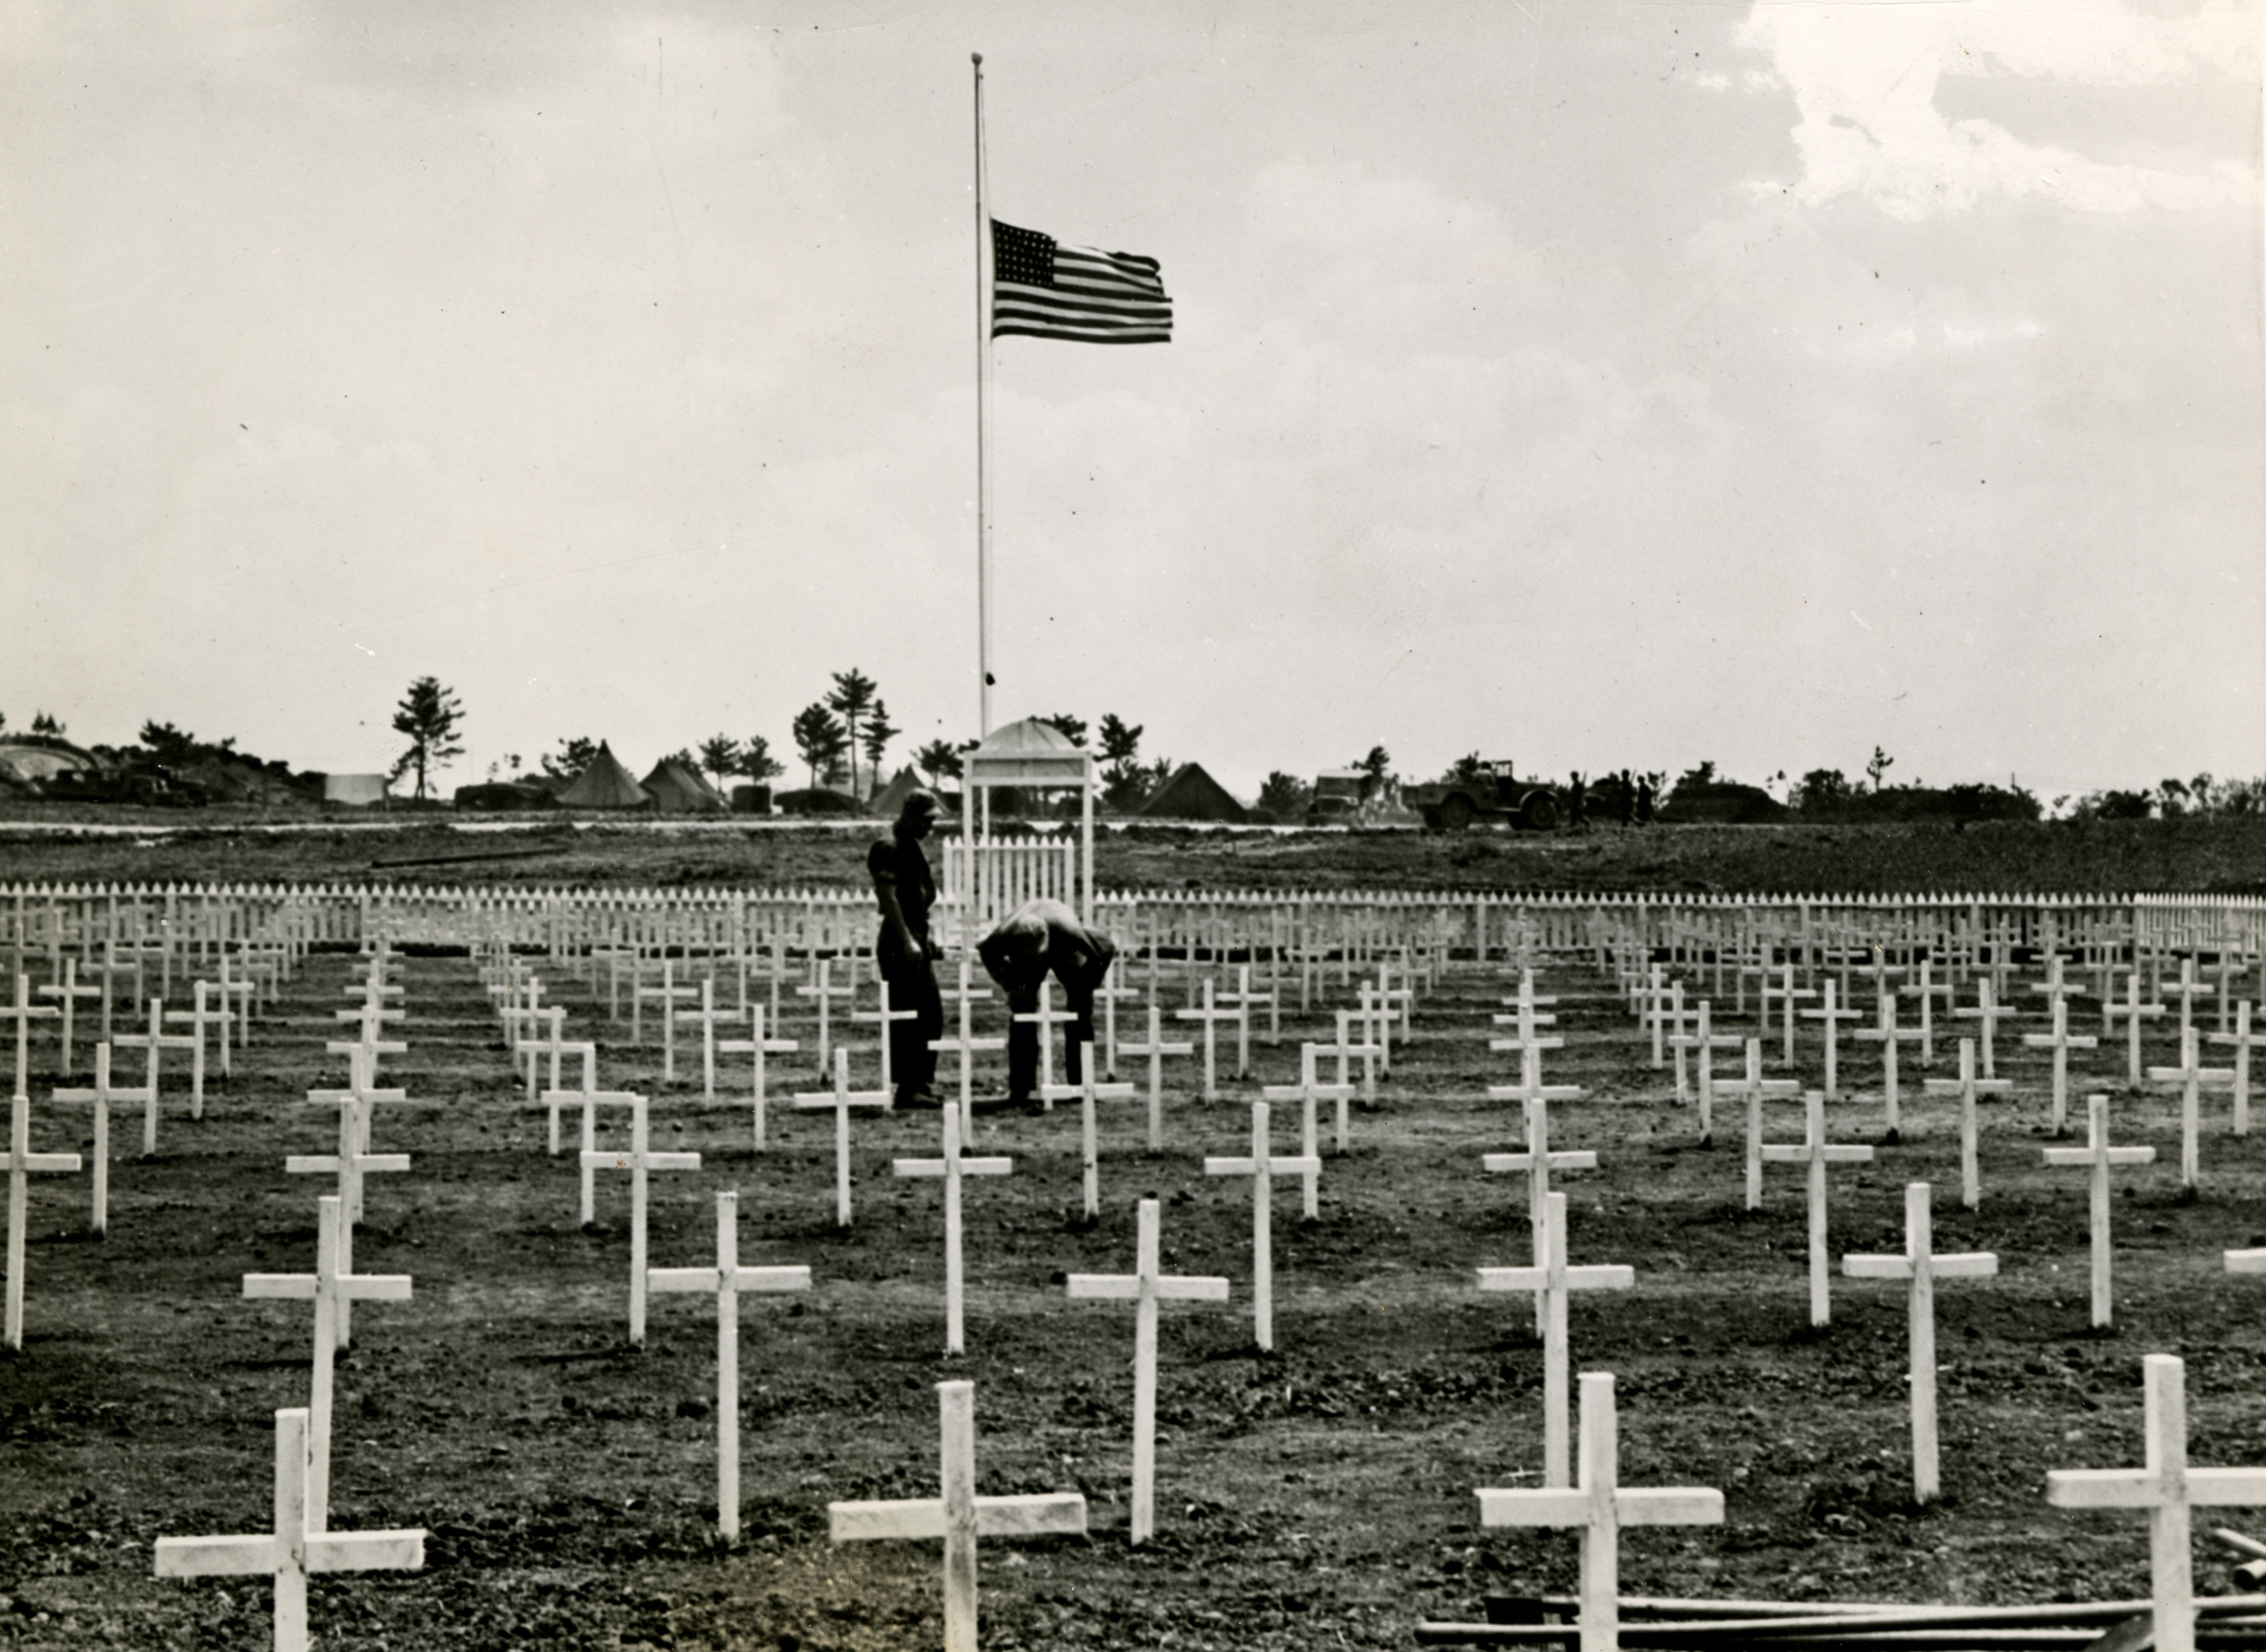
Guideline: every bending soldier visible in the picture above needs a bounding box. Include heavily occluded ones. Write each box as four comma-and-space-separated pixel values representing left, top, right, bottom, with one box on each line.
976, 897, 1117, 1109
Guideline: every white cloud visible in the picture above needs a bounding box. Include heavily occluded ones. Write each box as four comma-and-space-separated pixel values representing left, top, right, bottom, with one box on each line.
1739, 1, 2257, 219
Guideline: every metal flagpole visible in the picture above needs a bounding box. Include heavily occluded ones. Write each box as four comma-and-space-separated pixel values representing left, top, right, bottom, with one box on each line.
972, 52, 993, 740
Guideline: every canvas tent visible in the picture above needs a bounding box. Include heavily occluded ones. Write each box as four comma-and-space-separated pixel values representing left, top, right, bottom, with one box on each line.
558, 741, 652, 809
323, 773, 390, 806
869, 765, 923, 820
1139, 763, 1248, 824
641, 757, 726, 814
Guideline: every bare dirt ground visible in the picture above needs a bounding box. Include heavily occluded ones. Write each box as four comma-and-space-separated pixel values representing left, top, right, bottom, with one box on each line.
5, 902, 2266, 1648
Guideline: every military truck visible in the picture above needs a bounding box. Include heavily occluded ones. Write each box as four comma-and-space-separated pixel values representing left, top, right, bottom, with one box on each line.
1406, 760, 1561, 831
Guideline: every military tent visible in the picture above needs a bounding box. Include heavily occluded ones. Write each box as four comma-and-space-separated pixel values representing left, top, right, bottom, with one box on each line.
1137, 763, 1248, 824
868, 765, 925, 820
641, 758, 726, 814
558, 741, 652, 809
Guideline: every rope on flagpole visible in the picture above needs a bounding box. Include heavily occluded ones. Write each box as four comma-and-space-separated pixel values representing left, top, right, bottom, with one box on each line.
972, 52, 993, 741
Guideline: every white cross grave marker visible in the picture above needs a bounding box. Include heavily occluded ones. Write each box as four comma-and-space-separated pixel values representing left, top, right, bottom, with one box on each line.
1842, 1181, 1997, 1502
1761, 963, 1817, 1069
1922, 1038, 2012, 1210
1218, 963, 1275, 1068
1011, 977, 1078, 1105
1666, 1001, 1740, 1143
3, 973, 60, 1100
679, 976, 740, 1099
3, 1093, 81, 1349
794, 1048, 892, 1229
579, 1094, 701, 1344
1477, 1191, 1633, 1487
794, 956, 853, 1075
35, 957, 101, 1074
1475, 1371, 1724, 1652
1064, 1198, 1229, 1544
2148, 1026, 2234, 1188
2209, 1000, 2258, 1136
1761, 1090, 1875, 1326
2022, 996, 2099, 1135
241, 1195, 412, 1529
51, 1043, 146, 1234
647, 1189, 811, 1542
1041, 1043, 1133, 1218
1484, 1091, 1596, 1323
893, 1101, 1012, 1356
1116, 1003, 1191, 1152
717, 1003, 799, 1151
1203, 1101, 1319, 1352
1851, 989, 1925, 1136
1950, 977, 2020, 1081
154, 1407, 425, 1652
1718, 1038, 1800, 1211
113, 998, 172, 1154
850, 978, 919, 1098
1175, 978, 1239, 1101
929, 956, 1006, 1121
2046, 1354, 2266, 1652
2106, 969, 2169, 1083
1901, 956, 1953, 1065
829, 1380, 1087, 1652
2042, 1093, 2155, 1328
1798, 979, 1864, 1100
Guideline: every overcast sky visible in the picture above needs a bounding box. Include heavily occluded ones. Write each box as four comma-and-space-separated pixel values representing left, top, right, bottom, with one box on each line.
4, 1, 2259, 803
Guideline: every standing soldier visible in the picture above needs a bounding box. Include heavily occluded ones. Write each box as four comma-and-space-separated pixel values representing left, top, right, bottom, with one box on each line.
868, 789, 944, 1107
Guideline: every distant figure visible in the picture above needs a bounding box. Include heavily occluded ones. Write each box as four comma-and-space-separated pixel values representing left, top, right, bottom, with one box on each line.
867, 789, 944, 1107
1565, 773, 1587, 831
1635, 778, 1655, 825
977, 897, 1117, 1108
1618, 770, 1637, 826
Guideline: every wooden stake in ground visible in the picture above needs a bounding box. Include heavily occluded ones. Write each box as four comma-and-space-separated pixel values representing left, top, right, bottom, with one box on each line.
3, 1092, 82, 1350
2209, 1000, 2258, 1136
2042, 1093, 2155, 1329
3, 973, 60, 1099
1477, 1192, 1634, 1488
2148, 1025, 2234, 1188
2022, 996, 2099, 1135
1475, 1371, 1724, 1652
2047, 1354, 2266, 1652
1841, 1182, 1997, 1502
1203, 1100, 1319, 1353
1760, 1090, 1874, 1326
647, 1189, 811, 1542
1922, 1038, 2012, 1210
1716, 1039, 1798, 1211
154, 1407, 425, 1652
1064, 1199, 1229, 1544
241, 1195, 412, 1530
829, 1380, 1086, 1652
893, 1101, 1012, 1356
792, 1048, 891, 1229
1116, 1003, 1191, 1153
716, 1003, 799, 1151
579, 1094, 701, 1345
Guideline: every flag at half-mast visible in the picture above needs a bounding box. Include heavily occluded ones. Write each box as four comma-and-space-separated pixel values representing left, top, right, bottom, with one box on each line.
990, 219, 1172, 344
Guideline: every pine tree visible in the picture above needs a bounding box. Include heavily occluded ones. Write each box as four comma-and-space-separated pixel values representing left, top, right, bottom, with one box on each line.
389, 677, 465, 802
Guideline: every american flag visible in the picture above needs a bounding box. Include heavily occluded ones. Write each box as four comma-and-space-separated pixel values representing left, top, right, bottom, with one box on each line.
990, 219, 1172, 344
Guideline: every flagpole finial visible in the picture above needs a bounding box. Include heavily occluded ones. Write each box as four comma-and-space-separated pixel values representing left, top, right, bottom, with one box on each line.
972, 51, 982, 65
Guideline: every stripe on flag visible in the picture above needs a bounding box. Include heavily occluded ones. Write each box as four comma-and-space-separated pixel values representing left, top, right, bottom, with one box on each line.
991, 219, 1172, 344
